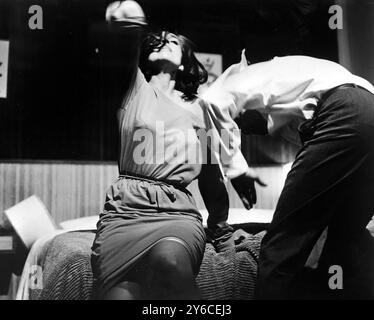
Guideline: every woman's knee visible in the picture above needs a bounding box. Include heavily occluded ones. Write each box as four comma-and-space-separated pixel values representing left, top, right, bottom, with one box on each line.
140, 240, 202, 299
102, 281, 142, 300
146, 240, 193, 279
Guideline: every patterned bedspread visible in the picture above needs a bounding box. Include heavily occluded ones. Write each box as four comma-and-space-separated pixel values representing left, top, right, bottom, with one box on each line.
18, 230, 265, 300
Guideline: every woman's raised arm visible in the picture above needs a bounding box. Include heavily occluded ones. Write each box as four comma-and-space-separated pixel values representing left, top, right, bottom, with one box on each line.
104, 1, 147, 96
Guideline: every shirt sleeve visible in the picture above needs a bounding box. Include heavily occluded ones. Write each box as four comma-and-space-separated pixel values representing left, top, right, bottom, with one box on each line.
200, 54, 313, 149
201, 54, 374, 152
199, 99, 249, 180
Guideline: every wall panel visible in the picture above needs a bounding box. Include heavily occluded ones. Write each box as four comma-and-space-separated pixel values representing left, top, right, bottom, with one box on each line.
0, 161, 290, 224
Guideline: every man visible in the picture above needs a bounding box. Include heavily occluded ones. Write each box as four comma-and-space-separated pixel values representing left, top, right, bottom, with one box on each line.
202, 53, 374, 299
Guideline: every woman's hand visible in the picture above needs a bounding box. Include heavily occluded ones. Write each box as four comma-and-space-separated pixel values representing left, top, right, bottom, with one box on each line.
231, 168, 267, 210
105, 1, 146, 25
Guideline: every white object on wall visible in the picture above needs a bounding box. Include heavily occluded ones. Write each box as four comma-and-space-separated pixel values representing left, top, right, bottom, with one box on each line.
0, 40, 9, 98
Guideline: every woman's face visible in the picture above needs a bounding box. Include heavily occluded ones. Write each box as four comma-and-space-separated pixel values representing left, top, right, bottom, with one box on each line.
147, 32, 183, 71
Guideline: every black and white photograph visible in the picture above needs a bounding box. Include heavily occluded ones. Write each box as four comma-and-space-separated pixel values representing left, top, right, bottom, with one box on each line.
0, 0, 374, 307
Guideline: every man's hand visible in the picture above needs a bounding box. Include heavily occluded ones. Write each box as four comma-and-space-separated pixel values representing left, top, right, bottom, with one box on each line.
231, 168, 267, 209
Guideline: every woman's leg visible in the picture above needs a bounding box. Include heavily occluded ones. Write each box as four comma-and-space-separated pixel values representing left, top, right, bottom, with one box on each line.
102, 281, 143, 300
141, 239, 201, 300
101, 239, 201, 300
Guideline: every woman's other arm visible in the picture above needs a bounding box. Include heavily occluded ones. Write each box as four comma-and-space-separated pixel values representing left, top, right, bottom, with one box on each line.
198, 162, 234, 252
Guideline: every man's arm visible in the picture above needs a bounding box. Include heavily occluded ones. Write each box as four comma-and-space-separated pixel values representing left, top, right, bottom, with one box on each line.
199, 96, 267, 211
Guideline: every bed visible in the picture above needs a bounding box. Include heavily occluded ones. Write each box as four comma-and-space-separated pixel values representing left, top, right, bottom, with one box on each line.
15, 209, 273, 300
11, 205, 374, 300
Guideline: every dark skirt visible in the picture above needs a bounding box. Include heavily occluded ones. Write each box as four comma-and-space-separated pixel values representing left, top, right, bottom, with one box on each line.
91, 175, 206, 296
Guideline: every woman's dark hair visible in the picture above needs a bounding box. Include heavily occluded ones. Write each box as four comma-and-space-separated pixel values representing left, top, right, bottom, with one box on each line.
139, 30, 208, 101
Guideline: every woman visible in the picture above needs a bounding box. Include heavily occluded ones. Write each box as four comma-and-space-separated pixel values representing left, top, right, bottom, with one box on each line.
91, 1, 264, 300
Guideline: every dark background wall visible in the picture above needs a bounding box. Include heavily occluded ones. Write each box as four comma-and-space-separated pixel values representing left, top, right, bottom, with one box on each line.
0, 0, 338, 164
